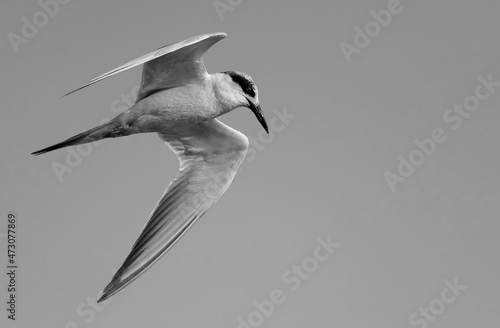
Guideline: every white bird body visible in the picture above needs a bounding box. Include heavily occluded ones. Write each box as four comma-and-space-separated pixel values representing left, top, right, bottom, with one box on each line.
107, 77, 224, 135
32, 32, 268, 302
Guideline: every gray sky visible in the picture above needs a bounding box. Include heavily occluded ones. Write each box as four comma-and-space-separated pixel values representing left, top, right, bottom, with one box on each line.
1, 0, 499, 327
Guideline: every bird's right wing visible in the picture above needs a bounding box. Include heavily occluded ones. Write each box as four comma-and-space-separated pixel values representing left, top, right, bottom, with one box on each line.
97, 119, 248, 302
64, 32, 226, 97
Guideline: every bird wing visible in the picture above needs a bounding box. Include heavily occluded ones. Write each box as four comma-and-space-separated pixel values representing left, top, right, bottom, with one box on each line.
63, 32, 227, 97
97, 119, 249, 302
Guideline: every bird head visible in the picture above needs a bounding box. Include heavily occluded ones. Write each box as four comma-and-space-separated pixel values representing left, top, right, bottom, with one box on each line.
219, 71, 269, 133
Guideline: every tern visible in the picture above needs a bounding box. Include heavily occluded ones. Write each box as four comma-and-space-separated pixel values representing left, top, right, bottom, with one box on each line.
32, 32, 268, 302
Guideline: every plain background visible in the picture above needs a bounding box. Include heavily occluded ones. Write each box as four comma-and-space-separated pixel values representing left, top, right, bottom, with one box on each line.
1, 0, 499, 327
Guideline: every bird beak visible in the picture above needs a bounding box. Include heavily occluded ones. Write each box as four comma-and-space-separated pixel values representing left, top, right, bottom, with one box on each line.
246, 97, 269, 134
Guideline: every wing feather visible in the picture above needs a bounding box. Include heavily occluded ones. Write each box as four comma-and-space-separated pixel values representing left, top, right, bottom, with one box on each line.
63, 32, 226, 97
97, 119, 248, 302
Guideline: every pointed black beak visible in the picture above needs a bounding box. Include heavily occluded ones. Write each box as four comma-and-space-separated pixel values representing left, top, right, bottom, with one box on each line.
246, 97, 269, 134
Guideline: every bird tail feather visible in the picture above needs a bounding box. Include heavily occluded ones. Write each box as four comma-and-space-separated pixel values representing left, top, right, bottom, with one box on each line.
32, 120, 116, 156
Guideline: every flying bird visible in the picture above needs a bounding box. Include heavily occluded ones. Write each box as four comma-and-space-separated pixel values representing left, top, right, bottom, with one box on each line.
32, 32, 268, 302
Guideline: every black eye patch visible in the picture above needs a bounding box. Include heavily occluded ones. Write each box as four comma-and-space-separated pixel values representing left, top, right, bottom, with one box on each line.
225, 71, 256, 98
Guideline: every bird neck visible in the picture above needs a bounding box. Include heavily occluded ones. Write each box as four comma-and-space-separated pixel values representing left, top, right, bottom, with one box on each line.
211, 73, 242, 116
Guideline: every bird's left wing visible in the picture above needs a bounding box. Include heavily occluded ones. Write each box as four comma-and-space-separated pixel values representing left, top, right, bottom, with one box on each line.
97, 119, 248, 302
64, 32, 226, 97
